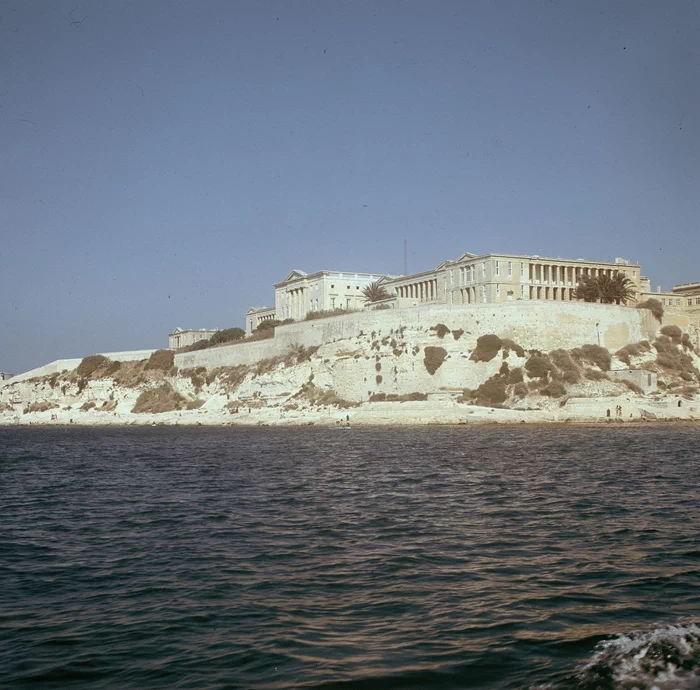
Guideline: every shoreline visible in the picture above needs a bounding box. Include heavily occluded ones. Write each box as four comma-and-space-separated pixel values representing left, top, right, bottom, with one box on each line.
3, 399, 698, 429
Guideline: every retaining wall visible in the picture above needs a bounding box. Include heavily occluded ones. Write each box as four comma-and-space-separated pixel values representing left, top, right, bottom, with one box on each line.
4, 349, 157, 385
174, 302, 658, 370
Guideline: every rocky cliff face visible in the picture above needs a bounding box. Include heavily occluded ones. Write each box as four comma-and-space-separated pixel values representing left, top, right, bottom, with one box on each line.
2, 320, 699, 425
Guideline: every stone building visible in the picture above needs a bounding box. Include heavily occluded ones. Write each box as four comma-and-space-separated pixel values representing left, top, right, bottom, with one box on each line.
169, 327, 219, 349
670, 282, 700, 315
638, 280, 700, 314
245, 306, 276, 335
244, 270, 392, 334
244, 253, 650, 332
385, 252, 642, 307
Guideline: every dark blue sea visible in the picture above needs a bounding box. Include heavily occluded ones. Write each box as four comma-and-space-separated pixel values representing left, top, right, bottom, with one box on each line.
1, 425, 699, 689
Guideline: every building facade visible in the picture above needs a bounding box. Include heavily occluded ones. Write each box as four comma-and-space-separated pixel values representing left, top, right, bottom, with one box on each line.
244, 270, 392, 334
246, 306, 276, 335
386, 253, 642, 307
169, 327, 219, 349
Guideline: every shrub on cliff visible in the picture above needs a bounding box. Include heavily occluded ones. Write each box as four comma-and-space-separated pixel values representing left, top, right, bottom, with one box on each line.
636, 298, 664, 321
660, 325, 682, 343
431, 324, 450, 339
145, 349, 175, 371
132, 383, 187, 414
616, 341, 652, 365
77, 355, 108, 378
23, 401, 58, 414
540, 381, 567, 398
423, 346, 447, 375
571, 344, 611, 371
501, 338, 526, 358
549, 349, 581, 383
525, 353, 552, 379
304, 309, 352, 322
470, 335, 502, 362
209, 328, 246, 346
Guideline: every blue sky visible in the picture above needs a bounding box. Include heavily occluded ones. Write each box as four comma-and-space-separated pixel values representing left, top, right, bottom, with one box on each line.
1, 0, 698, 374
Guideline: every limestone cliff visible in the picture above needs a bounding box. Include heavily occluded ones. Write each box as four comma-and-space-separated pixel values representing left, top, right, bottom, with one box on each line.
2, 316, 699, 425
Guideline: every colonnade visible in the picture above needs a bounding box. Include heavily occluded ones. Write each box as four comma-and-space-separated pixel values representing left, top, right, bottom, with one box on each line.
284, 287, 307, 320
528, 264, 620, 286
529, 286, 577, 301
396, 278, 439, 303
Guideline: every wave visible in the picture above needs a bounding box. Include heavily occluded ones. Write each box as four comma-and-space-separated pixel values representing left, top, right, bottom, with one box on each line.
536, 623, 700, 690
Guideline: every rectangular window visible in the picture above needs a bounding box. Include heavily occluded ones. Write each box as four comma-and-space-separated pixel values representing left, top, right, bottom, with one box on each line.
521, 263, 525, 278
346, 298, 351, 308
481, 263, 485, 278
331, 297, 336, 308
495, 262, 500, 276
520, 285, 525, 297
496, 284, 501, 297
508, 262, 512, 276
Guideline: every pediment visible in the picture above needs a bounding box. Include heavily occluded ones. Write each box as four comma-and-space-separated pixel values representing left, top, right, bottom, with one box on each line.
456, 252, 477, 262
283, 269, 307, 282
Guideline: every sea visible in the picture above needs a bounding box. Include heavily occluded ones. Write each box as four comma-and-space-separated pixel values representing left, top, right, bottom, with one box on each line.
1, 425, 699, 689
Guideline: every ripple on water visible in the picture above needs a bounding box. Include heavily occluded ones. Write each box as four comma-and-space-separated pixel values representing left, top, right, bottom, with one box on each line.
0, 425, 699, 689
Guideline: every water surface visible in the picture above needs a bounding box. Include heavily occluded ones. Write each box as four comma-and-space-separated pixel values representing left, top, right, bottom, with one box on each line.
1, 425, 699, 688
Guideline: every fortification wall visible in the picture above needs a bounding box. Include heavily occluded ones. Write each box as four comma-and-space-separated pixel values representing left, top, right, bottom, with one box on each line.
174, 302, 658, 370
4, 349, 157, 385
5, 303, 659, 386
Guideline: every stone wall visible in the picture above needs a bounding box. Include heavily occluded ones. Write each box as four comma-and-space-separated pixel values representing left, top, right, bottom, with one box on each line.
175, 302, 658, 371
3, 349, 157, 386
5, 303, 660, 386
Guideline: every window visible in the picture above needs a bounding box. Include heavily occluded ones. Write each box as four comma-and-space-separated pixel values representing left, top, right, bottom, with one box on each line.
521, 263, 525, 278
331, 297, 336, 308
508, 262, 512, 276
481, 262, 485, 278
496, 284, 501, 297
696, 298, 700, 305
690, 300, 693, 306
331, 284, 334, 288
356, 286, 359, 289
495, 262, 500, 276
347, 285, 350, 289
346, 298, 351, 308
520, 284, 525, 298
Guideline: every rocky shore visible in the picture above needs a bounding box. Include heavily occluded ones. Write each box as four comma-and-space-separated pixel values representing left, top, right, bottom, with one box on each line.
2, 319, 698, 428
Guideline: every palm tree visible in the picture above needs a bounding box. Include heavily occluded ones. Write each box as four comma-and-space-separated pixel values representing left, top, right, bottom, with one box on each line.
574, 272, 636, 305
573, 275, 600, 302
607, 272, 636, 304
362, 281, 390, 302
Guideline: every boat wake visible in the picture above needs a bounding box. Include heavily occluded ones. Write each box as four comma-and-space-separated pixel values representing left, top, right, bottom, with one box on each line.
536, 623, 700, 690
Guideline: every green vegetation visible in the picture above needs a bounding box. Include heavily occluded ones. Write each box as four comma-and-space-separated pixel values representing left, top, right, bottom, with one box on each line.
209, 328, 246, 345
573, 272, 636, 304
362, 281, 390, 302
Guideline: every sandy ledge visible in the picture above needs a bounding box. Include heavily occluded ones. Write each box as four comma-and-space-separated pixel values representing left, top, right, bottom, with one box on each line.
3, 397, 698, 428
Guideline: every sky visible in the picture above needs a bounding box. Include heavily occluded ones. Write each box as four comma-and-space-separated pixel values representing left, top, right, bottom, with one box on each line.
1, 0, 698, 374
